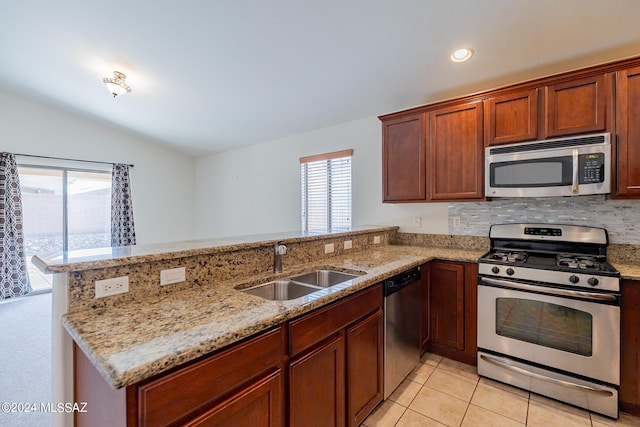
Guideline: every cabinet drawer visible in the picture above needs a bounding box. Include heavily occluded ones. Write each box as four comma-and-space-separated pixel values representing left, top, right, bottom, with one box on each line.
289, 284, 382, 356
138, 326, 284, 427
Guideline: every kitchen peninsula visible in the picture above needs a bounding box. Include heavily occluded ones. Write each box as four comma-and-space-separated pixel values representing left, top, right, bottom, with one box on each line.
35, 226, 640, 426
35, 226, 485, 427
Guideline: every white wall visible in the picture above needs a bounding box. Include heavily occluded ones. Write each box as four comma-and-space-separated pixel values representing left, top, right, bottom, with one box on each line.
196, 116, 448, 238
0, 88, 196, 244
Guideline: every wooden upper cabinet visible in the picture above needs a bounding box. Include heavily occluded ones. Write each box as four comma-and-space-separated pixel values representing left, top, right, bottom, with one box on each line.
429, 101, 484, 200
484, 88, 538, 146
382, 112, 427, 202
544, 74, 608, 138
615, 66, 640, 197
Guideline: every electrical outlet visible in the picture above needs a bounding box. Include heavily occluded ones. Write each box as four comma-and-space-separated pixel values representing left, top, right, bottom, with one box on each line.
160, 267, 186, 286
344, 240, 352, 250
413, 216, 422, 228
324, 243, 335, 254
95, 276, 129, 298
373, 236, 381, 244
453, 216, 461, 227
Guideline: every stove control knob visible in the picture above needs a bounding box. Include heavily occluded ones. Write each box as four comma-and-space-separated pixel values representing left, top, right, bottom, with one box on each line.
491, 266, 500, 274
506, 268, 515, 276
588, 277, 599, 287
569, 275, 580, 284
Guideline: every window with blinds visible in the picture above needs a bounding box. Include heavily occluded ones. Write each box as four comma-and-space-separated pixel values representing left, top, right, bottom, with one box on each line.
300, 149, 352, 233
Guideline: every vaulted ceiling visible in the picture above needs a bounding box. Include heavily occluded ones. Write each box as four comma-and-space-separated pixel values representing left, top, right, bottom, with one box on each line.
2, 0, 640, 156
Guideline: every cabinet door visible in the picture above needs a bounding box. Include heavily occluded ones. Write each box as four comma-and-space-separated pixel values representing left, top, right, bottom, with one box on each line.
183, 370, 284, 427
346, 310, 383, 427
289, 333, 346, 427
420, 264, 431, 352
544, 74, 607, 138
462, 262, 478, 363
429, 101, 484, 200
382, 112, 428, 202
484, 89, 538, 146
615, 66, 640, 197
620, 280, 640, 413
430, 262, 465, 351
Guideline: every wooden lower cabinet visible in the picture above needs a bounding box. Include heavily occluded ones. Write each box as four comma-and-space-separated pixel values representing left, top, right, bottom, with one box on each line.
426, 260, 478, 366
289, 333, 346, 427
75, 326, 285, 427
74, 285, 383, 427
621, 279, 640, 416
419, 264, 431, 353
347, 310, 384, 427
288, 284, 383, 427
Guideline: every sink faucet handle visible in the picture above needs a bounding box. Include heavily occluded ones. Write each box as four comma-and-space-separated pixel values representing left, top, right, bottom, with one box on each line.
276, 244, 287, 255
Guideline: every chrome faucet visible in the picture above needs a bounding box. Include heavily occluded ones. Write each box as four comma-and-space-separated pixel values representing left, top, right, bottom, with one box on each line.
274, 242, 287, 273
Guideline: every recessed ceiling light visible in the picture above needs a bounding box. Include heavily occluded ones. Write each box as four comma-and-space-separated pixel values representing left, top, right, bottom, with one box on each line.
451, 48, 474, 63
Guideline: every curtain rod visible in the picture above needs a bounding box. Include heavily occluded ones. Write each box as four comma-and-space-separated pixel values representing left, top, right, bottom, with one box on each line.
13, 153, 134, 168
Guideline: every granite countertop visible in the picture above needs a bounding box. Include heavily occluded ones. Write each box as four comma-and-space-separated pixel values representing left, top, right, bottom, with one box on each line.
34, 226, 396, 273
612, 262, 640, 281
63, 245, 484, 390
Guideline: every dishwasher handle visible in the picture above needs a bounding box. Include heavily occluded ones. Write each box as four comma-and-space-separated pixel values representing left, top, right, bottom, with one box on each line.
383, 267, 421, 297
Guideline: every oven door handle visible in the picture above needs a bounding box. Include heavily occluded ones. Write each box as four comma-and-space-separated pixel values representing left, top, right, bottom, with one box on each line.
479, 277, 618, 302
572, 148, 580, 194
480, 354, 614, 397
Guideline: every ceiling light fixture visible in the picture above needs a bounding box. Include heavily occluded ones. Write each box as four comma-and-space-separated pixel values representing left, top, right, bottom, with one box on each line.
450, 48, 474, 63
102, 71, 132, 98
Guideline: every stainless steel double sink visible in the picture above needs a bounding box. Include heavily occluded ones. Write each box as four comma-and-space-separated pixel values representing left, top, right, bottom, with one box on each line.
239, 270, 363, 301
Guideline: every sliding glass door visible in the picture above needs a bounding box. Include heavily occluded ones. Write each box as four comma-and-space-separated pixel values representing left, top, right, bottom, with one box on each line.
18, 166, 111, 290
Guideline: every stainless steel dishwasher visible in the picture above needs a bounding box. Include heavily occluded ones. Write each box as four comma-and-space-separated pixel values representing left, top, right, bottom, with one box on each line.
383, 266, 421, 399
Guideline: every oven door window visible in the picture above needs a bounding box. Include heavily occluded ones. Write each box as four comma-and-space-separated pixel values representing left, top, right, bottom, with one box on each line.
490, 156, 573, 188
496, 298, 592, 356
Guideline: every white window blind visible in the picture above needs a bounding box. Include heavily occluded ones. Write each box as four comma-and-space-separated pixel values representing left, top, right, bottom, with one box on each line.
300, 149, 352, 233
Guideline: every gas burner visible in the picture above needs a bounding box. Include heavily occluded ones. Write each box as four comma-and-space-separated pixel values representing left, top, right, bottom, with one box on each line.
489, 251, 528, 263
556, 255, 601, 271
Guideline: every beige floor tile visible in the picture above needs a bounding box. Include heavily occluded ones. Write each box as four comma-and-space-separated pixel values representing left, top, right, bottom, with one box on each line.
461, 404, 525, 427
421, 352, 444, 366
363, 399, 406, 427
592, 412, 640, 426
396, 409, 447, 427
438, 357, 479, 381
407, 362, 436, 385
389, 378, 423, 407
528, 393, 590, 418
426, 367, 478, 402
470, 382, 528, 424
409, 386, 468, 427
478, 377, 530, 399
527, 399, 591, 427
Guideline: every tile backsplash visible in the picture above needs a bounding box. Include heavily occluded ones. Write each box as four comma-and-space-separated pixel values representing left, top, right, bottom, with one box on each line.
448, 195, 640, 244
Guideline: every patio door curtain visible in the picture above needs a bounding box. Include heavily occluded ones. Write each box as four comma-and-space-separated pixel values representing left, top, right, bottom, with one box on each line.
0, 152, 32, 299
111, 163, 136, 247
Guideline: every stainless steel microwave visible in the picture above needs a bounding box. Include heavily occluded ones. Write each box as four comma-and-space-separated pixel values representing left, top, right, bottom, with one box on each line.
485, 133, 611, 198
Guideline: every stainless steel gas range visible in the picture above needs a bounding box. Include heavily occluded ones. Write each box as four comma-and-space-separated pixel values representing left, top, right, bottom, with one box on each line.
477, 223, 621, 419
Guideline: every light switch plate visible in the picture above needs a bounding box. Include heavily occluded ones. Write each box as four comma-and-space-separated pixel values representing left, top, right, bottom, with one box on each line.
324, 243, 335, 254
160, 267, 186, 286
344, 240, 352, 250
373, 236, 381, 244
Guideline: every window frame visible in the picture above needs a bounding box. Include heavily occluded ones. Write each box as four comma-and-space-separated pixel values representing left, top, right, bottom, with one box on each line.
300, 149, 353, 234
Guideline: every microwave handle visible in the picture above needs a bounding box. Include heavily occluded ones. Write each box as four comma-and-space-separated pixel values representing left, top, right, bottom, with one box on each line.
572, 149, 579, 194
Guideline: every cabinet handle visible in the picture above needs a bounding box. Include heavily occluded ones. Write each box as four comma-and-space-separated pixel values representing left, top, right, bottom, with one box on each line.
572, 149, 579, 194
